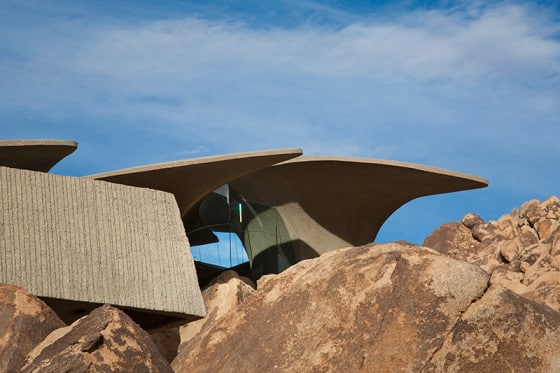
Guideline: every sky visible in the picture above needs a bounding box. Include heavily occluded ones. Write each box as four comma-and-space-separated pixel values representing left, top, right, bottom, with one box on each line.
1, 0, 559, 265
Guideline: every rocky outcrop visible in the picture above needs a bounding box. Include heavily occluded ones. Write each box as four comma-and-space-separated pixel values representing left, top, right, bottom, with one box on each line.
0, 284, 66, 372
21, 304, 173, 372
424, 285, 560, 372
423, 196, 560, 312
4, 198, 560, 372
179, 270, 255, 350
172, 242, 491, 372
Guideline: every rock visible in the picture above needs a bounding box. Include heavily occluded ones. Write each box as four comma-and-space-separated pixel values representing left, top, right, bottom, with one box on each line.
489, 266, 527, 295
471, 221, 505, 243
179, 270, 255, 350
424, 286, 560, 372
426, 197, 560, 315
547, 228, 560, 256
461, 213, 485, 229
172, 242, 489, 372
524, 272, 560, 313
535, 217, 559, 241
0, 284, 66, 372
148, 325, 181, 363
520, 199, 541, 220
497, 214, 520, 239
422, 222, 479, 256
422, 222, 502, 272
496, 230, 539, 264
497, 238, 521, 263
541, 196, 560, 219
21, 304, 173, 372
523, 255, 560, 286
256, 273, 277, 289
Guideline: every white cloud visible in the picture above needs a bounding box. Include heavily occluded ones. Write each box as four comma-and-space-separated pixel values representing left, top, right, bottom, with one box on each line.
1, 0, 559, 244
63, 4, 558, 84
1, 2, 559, 193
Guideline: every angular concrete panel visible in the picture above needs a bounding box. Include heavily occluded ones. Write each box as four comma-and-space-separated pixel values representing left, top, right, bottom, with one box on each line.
229, 156, 488, 269
0, 166, 205, 327
0, 140, 77, 172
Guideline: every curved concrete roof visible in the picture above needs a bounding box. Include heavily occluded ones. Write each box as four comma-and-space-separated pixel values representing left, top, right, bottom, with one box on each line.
229, 156, 488, 258
0, 140, 77, 172
87, 149, 303, 216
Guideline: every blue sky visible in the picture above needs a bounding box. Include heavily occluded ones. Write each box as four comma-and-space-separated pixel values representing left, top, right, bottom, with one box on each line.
2, 0, 559, 264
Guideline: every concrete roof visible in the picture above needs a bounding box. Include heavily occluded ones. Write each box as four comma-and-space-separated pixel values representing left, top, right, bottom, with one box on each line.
87, 149, 303, 216
229, 156, 488, 256
0, 140, 77, 172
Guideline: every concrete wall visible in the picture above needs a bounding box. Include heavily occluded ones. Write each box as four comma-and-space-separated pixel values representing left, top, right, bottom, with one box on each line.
0, 166, 205, 326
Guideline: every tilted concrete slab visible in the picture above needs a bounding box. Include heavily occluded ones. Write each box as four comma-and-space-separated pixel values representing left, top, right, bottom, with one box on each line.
87, 149, 303, 216
0, 140, 77, 172
0, 166, 205, 328
229, 156, 488, 267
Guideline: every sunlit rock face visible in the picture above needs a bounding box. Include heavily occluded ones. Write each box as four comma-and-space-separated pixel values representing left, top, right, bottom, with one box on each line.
0, 284, 65, 372
172, 242, 490, 372
21, 305, 173, 373
424, 196, 560, 313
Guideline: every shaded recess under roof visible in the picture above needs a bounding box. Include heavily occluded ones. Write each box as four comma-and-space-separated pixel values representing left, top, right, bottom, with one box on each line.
228, 156, 488, 276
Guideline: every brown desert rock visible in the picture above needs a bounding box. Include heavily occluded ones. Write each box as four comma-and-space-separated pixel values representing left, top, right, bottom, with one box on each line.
425, 196, 560, 313
461, 213, 485, 229
424, 285, 560, 372
0, 284, 66, 372
172, 242, 490, 372
422, 222, 502, 272
179, 270, 255, 350
148, 325, 181, 364
21, 304, 173, 372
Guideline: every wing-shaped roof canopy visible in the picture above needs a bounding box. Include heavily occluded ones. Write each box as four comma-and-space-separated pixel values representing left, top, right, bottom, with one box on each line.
229, 156, 488, 257
88, 149, 303, 216
0, 140, 77, 172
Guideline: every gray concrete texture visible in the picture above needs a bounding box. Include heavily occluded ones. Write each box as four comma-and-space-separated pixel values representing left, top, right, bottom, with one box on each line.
0, 140, 77, 172
88, 149, 303, 216
0, 166, 205, 325
229, 156, 488, 262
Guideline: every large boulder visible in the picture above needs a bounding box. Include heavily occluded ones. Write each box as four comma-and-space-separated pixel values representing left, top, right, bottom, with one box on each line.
422, 221, 501, 272
424, 196, 560, 313
21, 304, 173, 372
172, 242, 490, 372
179, 270, 255, 350
0, 284, 65, 372
424, 285, 560, 372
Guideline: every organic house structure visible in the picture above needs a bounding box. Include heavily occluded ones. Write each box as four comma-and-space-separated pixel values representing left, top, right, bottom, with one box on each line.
1, 139, 488, 325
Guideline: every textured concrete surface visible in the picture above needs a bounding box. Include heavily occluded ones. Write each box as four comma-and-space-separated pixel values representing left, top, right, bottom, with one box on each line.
0, 166, 205, 326
88, 149, 303, 216
229, 156, 488, 262
0, 139, 77, 172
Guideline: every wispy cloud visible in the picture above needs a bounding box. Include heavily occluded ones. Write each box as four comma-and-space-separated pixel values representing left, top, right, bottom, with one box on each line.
1, 1, 559, 243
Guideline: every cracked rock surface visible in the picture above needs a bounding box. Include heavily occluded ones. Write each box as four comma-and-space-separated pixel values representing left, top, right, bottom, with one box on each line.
424, 195, 560, 313
178, 270, 255, 353
423, 285, 560, 372
172, 242, 491, 372
0, 284, 65, 372
21, 304, 173, 372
